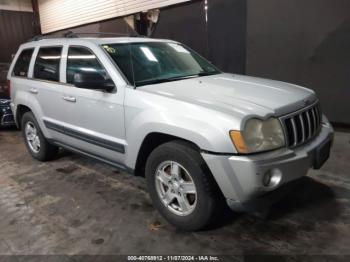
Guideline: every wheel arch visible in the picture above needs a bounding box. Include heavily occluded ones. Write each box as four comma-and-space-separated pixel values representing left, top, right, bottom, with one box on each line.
13, 97, 49, 138
133, 132, 200, 177
16, 104, 32, 129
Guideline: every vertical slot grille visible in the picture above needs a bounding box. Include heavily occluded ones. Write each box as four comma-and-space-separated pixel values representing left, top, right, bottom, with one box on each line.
281, 102, 322, 148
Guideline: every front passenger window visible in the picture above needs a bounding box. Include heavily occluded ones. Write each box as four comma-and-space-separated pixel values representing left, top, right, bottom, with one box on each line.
67, 47, 112, 90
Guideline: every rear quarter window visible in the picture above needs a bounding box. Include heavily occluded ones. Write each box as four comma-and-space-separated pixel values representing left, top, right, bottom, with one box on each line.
12, 48, 34, 77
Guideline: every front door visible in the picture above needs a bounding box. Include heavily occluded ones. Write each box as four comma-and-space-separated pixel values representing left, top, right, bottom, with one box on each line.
58, 45, 126, 165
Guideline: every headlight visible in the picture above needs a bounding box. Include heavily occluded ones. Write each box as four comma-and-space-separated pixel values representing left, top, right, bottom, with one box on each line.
230, 118, 285, 154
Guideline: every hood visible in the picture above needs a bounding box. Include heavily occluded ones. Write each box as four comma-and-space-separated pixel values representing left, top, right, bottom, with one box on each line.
138, 73, 317, 118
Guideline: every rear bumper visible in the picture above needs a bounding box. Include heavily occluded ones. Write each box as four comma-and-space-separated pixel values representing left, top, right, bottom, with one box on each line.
201, 117, 334, 212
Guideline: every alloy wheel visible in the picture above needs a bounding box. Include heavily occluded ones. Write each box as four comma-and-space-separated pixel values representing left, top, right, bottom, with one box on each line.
155, 161, 197, 216
25, 121, 41, 153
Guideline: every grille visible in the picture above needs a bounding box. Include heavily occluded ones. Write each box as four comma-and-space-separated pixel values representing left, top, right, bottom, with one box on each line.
280, 102, 322, 148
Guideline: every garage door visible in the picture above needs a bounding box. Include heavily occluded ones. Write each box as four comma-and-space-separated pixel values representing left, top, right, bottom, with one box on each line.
38, 0, 192, 34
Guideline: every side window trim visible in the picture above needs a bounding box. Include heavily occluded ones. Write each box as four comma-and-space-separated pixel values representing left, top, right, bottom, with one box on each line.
28, 46, 39, 78
61, 44, 68, 83
32, 45, 64, 83
11, 47, 35, 78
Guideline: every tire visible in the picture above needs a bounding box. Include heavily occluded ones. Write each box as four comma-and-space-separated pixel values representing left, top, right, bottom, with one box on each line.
21, 111, 58, 161
145, 140, 223, 231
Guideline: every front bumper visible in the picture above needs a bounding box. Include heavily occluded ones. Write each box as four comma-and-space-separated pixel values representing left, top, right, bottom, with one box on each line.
201, 119, 334, 212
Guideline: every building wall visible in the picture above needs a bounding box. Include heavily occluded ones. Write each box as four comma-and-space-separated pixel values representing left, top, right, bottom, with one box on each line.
247, 0, 350, 125
0, 9, 39, 62
153, 0, 246, 74
207, 0, 246, 74
152, 1, 208, 57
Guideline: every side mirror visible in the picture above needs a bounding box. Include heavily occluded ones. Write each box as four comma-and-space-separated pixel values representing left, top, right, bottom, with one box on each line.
73, 72, 115, 92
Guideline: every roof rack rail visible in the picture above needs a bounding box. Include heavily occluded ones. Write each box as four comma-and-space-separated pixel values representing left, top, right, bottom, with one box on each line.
30, 31, 144, 41
70, 31, 144, 38
30, 35, 44, 41
63, 31, 78, 38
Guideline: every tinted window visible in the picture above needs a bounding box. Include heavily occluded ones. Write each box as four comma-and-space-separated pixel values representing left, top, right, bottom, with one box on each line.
67, 46, 109, 86
13, 48, 34, 77
102, 42, 220, 87
34, 47, 62, 82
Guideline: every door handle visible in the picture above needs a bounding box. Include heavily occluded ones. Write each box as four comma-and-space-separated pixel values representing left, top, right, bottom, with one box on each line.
62, 95, 76, 102
29, 88, 38, 94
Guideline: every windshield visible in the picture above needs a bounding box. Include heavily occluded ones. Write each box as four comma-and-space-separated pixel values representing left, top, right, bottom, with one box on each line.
102, 42, 221, 87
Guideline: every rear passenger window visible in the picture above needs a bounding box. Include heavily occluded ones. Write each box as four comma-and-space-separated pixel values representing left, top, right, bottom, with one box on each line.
66, 46, 109, 85
13, 48, 34, 77
34, 47, 62, 82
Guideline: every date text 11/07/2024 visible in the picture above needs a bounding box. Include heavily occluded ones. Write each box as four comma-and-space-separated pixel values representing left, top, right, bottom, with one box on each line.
127, 255, 220, 261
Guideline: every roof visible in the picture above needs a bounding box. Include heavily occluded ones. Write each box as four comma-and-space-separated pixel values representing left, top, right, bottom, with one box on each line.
22, 36, 176, 47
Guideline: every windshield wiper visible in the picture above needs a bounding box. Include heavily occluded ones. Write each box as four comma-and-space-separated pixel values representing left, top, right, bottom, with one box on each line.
137, 74, 199, 86
136, 71, 220, 87
197, 71, 220, 76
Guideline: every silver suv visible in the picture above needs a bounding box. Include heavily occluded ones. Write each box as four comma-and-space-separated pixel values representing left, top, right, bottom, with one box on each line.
8, 37, 334, 231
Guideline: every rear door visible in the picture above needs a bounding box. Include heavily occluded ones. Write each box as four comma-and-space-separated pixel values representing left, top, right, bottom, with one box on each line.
28, 44, 69, 141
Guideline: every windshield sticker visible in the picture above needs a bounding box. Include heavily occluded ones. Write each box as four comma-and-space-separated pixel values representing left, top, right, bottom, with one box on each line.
102, 45, 116, 54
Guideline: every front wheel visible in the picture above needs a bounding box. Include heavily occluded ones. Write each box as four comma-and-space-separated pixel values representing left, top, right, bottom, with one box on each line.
145, 140, 223, 231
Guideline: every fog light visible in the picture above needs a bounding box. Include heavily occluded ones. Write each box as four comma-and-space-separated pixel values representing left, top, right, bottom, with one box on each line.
263, 172, 272, 187
263, 169, 282, 187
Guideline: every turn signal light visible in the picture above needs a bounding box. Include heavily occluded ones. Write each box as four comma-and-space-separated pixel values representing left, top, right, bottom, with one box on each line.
229, 130, 247, 153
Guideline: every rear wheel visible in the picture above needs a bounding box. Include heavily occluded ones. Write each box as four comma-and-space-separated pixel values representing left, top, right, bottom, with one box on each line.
145, 140, 223, 231
21, 112, 58, 161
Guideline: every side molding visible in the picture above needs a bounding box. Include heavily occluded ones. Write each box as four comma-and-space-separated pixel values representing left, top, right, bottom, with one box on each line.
44, 120, 125, 154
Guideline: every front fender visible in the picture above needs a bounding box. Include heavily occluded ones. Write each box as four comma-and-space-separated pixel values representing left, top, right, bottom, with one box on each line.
125, 107, 238, 169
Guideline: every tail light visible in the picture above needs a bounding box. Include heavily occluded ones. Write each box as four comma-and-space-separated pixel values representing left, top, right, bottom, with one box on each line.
6, 79, 11, 98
